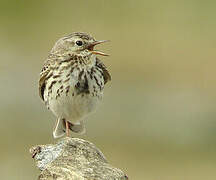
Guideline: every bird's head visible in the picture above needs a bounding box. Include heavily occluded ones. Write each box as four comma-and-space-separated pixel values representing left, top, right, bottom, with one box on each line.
51, 32, 109, 57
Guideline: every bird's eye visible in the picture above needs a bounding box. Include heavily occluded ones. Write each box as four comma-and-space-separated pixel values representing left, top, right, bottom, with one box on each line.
76, 40, 83, 46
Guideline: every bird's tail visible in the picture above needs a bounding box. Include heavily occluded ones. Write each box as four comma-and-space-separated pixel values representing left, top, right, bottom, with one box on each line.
53, 118, 86, 138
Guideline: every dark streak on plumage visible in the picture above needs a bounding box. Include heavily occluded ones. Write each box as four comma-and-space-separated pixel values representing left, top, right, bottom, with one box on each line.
70, 67, 75, 74
66, 73, 71, 78
93, 76, 101, 91
53, 74, 60, 79
84, 74, 90, 94
63, 78, 70, 83
45, 72, 53, 81
40, 83, 46, 101
75, 72, 90, 95
78, 70, 84, 81
48, 80, 57, 90
56, 89, 61, 99
65, 86, 70, 96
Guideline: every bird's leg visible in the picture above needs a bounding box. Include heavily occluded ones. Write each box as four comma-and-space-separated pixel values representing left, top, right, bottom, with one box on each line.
65, 120, 70, 137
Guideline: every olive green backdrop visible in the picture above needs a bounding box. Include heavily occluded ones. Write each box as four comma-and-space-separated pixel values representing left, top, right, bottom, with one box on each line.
0, 0, 216, 179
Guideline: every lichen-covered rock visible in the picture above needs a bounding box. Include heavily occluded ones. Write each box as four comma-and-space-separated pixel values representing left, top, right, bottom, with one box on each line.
30, 137, 128, 180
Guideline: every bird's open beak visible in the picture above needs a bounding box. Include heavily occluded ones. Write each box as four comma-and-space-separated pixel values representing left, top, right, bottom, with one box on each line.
87, 40, 109, 56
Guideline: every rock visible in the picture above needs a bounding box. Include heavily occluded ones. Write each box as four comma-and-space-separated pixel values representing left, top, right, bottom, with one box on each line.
30, 137, 128, 180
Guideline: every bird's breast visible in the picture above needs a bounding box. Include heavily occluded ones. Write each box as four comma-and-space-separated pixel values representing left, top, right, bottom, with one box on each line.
44, 61, 105, 104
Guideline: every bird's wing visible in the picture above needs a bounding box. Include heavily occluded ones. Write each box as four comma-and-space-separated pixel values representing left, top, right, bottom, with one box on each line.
96, 58, 111, 84
39, 59, 52, 101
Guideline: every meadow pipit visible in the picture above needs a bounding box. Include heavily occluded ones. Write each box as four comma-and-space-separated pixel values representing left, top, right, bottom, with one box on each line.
39, 32, 111, 138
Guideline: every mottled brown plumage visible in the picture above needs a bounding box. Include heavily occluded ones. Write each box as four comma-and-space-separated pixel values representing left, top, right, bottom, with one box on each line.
39, 32, 111, 138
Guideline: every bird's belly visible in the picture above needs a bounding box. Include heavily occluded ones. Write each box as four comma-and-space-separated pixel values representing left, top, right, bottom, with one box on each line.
50, 91, 102, 124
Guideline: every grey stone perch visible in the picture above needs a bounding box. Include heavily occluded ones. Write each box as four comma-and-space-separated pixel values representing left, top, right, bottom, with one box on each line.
30, 137, 128, 180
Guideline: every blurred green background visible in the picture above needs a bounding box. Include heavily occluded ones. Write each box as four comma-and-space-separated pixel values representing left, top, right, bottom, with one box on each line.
1, 0, 216, 179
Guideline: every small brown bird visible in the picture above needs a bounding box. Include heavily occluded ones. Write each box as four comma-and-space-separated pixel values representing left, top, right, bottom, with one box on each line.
39, 32, 111, 138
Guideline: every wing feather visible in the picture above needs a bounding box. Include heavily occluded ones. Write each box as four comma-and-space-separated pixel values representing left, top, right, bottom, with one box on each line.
39, 60, 52, 101
96, 58, 111, 84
